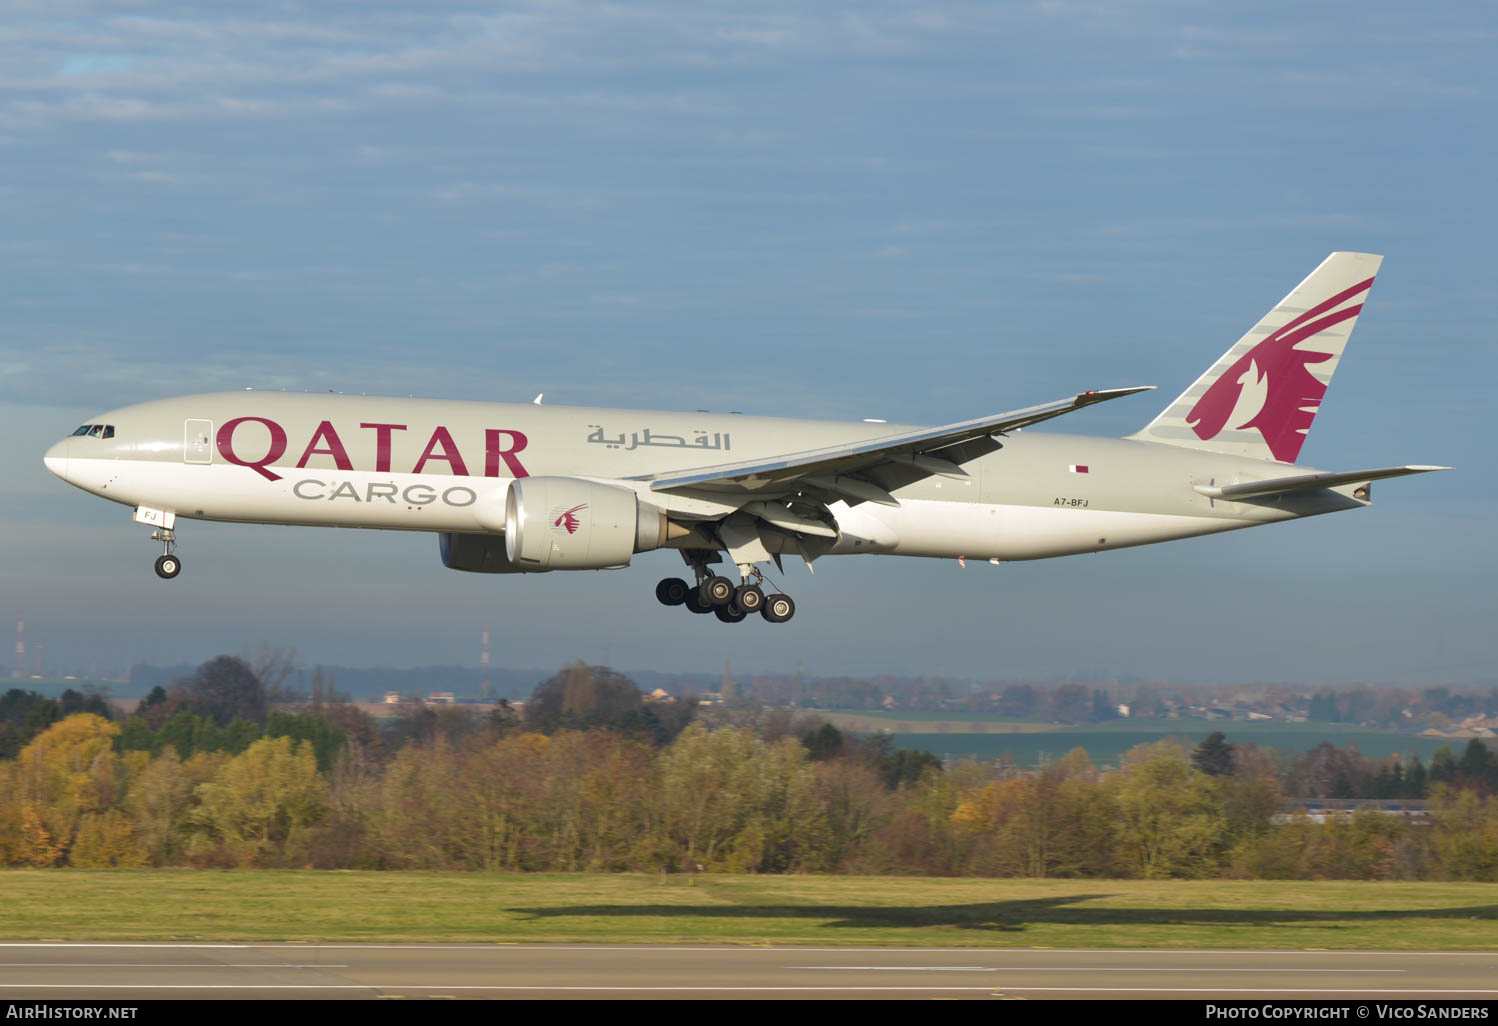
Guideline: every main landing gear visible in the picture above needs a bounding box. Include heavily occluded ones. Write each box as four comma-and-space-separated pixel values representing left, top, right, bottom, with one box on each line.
151, 528, 181, 579
655, 567, 796, 624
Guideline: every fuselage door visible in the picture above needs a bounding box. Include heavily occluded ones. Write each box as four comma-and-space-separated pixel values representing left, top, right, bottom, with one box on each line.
185, 420, 213, 464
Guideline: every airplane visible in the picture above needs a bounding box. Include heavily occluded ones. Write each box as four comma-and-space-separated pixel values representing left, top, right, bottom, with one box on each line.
43, 252, 1446, 624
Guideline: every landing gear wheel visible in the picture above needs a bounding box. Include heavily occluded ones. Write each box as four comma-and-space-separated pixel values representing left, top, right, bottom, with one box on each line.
154, 554, 181, 580
656, 577, 690, 606
684, 591, 714, 614
760, 593, 795, 623
734, 584, 765, 613
701, 576, 735, 607
714, 604, 747, 624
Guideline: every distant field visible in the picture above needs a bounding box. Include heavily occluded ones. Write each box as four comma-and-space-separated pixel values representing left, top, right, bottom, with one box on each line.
2, 872, 1495, 951
889, 724, 1451, 768
809, 711, 1452, 767
820, 711, 1051, 734
2, 677, 117, 697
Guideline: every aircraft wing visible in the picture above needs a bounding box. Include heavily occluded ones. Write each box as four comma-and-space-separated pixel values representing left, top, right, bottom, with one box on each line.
637, 387, 1154, 508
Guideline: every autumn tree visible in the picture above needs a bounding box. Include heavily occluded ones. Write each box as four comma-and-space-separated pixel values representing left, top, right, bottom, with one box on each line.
1217, 743, 1283, 844
70, 809, 149, 868
1048, 684, 1092, 722
124, 748, 227, 866
658, 724, 826, 872
995, 685, 1038, 719
175, 656, 268, 727
377, 738, 472, 869
1287, 742, 1373, 799
14, 714, 131, 864
300, 741, 384, 868
1112, 742, 1227, 878
812, 757, 893, 871
524, 663, 688, 740
546, 731, 661, 871
1429, 786, 1498, 881
190, 736, 327, 867
980, 748, 1115, 878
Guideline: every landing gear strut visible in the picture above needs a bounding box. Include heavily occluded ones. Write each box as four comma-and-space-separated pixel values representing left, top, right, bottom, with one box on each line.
151, 528, 181, 579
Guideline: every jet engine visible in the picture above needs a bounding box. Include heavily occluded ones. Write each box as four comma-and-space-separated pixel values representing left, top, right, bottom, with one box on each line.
503, 477, 669, 571
438, 532, 528, 573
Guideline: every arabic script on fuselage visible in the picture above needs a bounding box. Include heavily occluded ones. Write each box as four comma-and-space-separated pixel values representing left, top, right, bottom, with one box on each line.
586, 426, 730, 452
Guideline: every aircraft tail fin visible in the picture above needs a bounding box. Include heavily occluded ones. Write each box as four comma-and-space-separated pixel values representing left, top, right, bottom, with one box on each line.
1130, 252, 1383, 464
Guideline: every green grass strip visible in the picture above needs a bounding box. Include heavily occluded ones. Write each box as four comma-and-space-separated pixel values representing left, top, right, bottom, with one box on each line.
2, 871, 1496, 949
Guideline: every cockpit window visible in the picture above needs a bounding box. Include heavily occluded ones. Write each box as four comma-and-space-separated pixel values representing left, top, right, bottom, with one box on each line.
87, 425, 103, 437
70, 424, 115, 438
72, 425, 92, 436
102, 425, 114, 439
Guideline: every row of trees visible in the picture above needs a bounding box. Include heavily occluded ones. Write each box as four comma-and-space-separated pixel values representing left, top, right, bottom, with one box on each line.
4, 710, 1498, 879
1180, 730, 1498, 800
0, 687, 111, 759
1279, 737, 1498, 799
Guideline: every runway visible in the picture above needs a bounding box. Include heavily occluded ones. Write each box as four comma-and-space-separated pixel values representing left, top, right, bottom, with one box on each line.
2, 943, 1498, 1000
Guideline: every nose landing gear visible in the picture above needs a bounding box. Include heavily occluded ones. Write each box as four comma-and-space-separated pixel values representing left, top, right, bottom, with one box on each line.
151, 528, 181, 579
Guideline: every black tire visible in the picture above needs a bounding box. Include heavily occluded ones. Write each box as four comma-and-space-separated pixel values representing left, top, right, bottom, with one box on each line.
714, 604, 747, 623
734, 584, 765, 612
684, 591, 714, 614
655, 577, 690, 606
154, 555, 181, 580
701, 576, 735, 607
761, 593, 795, 623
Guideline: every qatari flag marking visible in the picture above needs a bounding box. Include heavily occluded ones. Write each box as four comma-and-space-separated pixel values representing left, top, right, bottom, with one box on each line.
1068, 465, 1089, 473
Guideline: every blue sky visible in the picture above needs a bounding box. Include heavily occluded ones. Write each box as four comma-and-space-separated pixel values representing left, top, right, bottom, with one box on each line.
2, 1, 1494, 685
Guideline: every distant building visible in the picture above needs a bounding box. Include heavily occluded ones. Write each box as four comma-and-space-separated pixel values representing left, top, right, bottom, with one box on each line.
384, 691, 401, 704
426, 691, 455, 705
1272, 800, 1432, 827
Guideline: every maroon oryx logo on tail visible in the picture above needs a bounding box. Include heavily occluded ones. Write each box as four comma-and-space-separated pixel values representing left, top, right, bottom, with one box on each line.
1185, 276, 1374, 464
552, 504, 587, 534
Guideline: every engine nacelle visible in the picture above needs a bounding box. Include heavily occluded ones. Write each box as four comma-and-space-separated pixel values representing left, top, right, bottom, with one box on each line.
504, 477, 666, 571
438, 532, 529, 574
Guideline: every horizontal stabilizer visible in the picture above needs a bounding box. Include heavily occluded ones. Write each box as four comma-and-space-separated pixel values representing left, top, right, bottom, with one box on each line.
1194, 465, 1450, 502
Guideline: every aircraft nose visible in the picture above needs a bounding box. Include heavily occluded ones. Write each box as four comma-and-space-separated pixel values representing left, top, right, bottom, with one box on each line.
43, 438, 71, 481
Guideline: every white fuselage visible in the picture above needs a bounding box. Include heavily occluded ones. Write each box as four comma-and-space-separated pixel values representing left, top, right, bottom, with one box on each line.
44, 391, 1363, 566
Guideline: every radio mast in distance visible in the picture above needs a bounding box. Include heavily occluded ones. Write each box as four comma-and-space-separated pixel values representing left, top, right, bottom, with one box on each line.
12, 617, 22, 680
480, 627, 491, 701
